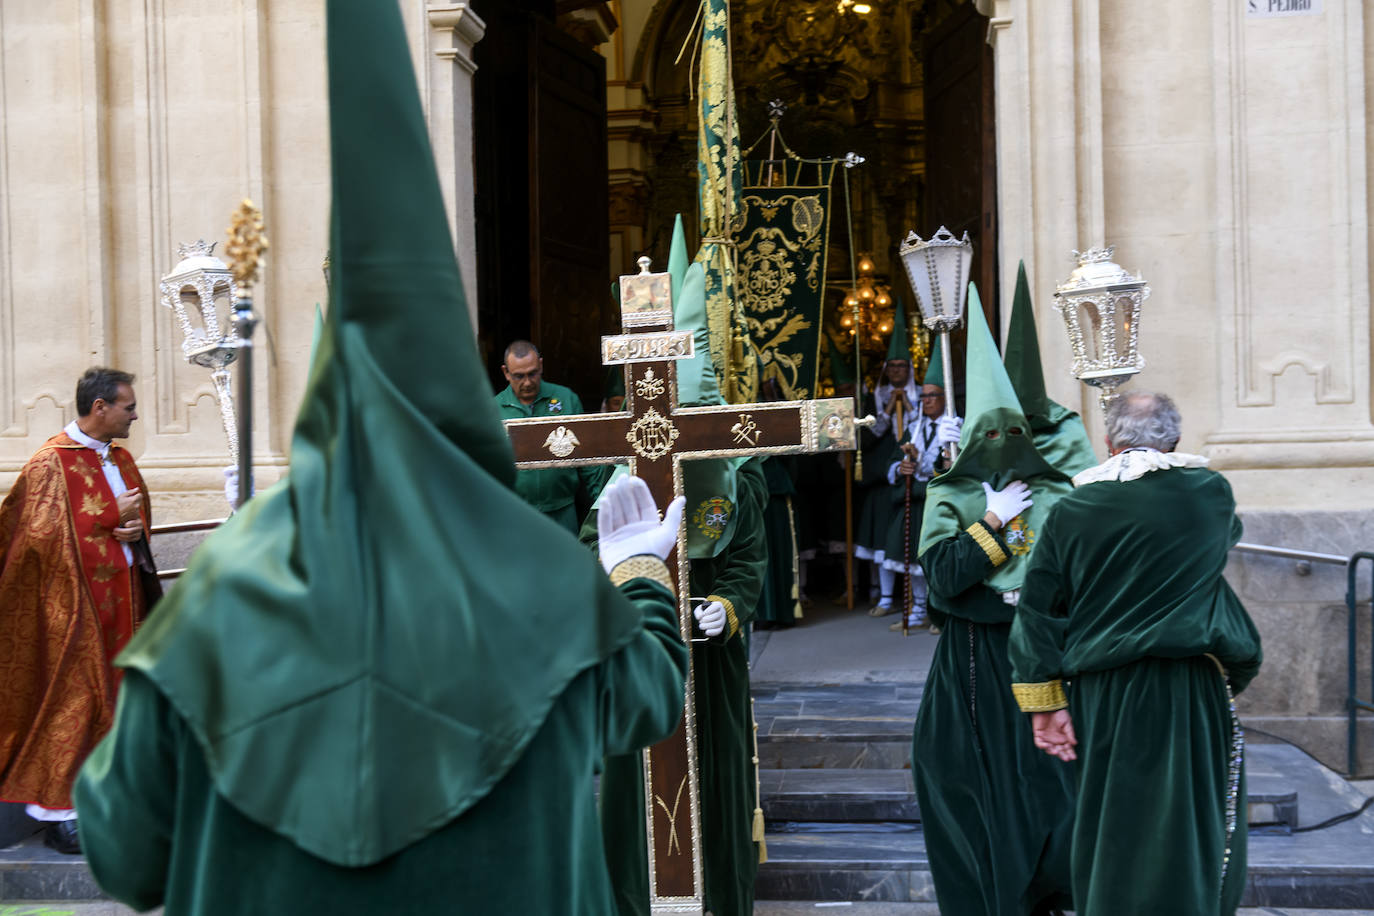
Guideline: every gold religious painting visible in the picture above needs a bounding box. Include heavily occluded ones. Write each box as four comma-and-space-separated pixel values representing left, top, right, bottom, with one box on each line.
806, 397, 858, 452
618, 267, 673, 328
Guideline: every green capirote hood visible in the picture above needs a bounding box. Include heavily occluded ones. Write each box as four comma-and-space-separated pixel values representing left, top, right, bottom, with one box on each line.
115, 0, 647, 868
919, 283, 1072, 593
1002, 260, 1098, 476
886, 296, 913, 363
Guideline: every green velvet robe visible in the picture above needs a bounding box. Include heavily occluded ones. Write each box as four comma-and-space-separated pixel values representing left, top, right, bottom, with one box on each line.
600, 459, 768, 916
1008, 465, 1262, 916
757, 457, 799, 626
74, 576, 685, 915
913, 525, 1076, 916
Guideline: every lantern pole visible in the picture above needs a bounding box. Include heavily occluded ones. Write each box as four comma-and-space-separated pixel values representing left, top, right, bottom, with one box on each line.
898, 226, 973, 462
160, 240, 243, 470
224, 200, 269, 510
1052, 246, 1149, 416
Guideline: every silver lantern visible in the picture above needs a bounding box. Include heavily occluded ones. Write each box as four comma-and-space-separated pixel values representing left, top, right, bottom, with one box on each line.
898, 226, 972, 457
159, 240, 241, 464
1052, 246, 1149, 410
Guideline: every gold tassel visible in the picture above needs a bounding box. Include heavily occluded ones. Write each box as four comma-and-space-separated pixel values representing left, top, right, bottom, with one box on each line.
751, 698, 768, 863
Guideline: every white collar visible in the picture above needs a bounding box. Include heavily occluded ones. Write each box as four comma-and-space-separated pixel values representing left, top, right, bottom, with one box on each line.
1072, 447, 1209, 486
64, 420, 112, 459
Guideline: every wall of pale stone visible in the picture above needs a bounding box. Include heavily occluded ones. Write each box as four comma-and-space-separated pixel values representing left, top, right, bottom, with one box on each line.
982, 0, 1374, 771
0, 1, 481, 524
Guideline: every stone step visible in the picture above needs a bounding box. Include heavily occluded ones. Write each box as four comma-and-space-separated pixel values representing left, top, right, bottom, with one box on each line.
753, 682, 919, 771
757, 825, 1374, 907
761, 769, 920, 823
760, 767, 1298, 832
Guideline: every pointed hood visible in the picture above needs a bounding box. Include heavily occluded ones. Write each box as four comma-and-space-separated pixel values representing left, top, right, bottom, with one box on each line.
116, 0, 645, 868
922, 332, 945, 389
886, 299, 912, 364
918, 284, 1073, 594
672, 252, 740, 558
1002, 261, 1098, 476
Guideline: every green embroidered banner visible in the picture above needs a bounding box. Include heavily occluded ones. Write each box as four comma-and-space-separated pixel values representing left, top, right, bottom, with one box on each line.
738, 158, 838, 400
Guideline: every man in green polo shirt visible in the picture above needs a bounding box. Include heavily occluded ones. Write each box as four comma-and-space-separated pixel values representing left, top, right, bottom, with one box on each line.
495, 340, 602, 533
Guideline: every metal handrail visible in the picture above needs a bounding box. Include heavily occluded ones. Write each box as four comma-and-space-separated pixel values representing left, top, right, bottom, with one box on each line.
1231, 542, 1348, 566
1349, 552, 1374, 777
149, 518, 227, 583
150, 518, 227, 536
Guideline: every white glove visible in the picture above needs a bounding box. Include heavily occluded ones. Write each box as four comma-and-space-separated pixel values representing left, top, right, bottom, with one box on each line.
223, 465, 239, 508
597, 476, 686, 574
936, 415, 963, 448
982, 480, 1032, 527
694, 600, 727, 638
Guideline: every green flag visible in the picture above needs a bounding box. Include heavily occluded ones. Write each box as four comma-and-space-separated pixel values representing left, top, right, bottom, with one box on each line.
118, 0, 647, 868
738, 158, 838, 399
1003, 260, 1098, 476
694, 0, 756, 403
918, 284, 1073, 594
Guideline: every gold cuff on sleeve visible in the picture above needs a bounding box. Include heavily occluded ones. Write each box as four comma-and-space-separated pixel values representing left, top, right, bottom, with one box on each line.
709, 594, 740, 639
966, 522, 1009, 567
1011, 680, 1068, 712
608, 555, 675, 593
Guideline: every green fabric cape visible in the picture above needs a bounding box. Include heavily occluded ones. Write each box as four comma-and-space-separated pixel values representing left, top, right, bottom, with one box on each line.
1003, 261, 1098, 477
918, 284, 1073, 593
111, 0, 645, 868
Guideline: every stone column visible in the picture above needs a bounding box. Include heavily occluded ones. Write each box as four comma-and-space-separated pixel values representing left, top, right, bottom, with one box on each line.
426, 4, 486, 331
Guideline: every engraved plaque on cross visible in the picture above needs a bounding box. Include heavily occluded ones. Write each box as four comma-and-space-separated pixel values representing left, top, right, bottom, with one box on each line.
503, 257, 859, 914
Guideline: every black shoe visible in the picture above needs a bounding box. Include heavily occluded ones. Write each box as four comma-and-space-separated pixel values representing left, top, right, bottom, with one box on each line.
43, 819, 80, 855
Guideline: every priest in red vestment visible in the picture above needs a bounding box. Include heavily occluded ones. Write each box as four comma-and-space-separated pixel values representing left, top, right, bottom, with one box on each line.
0, 367, 156, 852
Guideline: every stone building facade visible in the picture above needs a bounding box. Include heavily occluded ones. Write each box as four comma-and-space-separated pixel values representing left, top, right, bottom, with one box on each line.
0, 0, 1369, 768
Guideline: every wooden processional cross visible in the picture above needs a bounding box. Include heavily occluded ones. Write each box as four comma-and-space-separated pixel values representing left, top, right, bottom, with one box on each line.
504, 257, 861, 913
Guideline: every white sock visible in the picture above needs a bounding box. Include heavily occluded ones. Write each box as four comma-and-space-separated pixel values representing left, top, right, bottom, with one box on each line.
878, 567, 895, 604
25, 805, 76, 822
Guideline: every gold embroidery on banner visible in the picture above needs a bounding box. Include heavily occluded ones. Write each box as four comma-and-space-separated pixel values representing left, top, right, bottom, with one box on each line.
80, 491, 109, 518
543, 426, 580, 459
627, 408, 679, 461
1011, 680, 1068, 712
966, 522, 1009, 567
634, 368, 666, 401
654, 774, 689, 856
608, 556, 674, 593
730, 413, 762, 446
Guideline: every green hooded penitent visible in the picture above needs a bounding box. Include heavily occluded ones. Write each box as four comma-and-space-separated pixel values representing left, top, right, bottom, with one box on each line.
921, 331, 944, 389
886, 298, 913, 364
74, 2, 689, 913
909, 282, 1076, 916
1003, 261, 1098, 476
918, 284, 1073, 594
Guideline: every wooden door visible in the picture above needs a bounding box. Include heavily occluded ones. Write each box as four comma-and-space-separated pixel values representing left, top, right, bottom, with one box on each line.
472, 2, 611, 406
923, 2, 998, 391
